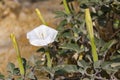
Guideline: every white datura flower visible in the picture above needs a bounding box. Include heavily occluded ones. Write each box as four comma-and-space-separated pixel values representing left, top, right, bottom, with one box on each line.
27, 25, 58, 46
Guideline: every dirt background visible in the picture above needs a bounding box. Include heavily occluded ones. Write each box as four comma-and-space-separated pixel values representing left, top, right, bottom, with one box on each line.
0, 0, 63, 76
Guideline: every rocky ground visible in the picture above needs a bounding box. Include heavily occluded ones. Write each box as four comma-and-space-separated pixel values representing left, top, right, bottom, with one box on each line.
0, 0, 63, 77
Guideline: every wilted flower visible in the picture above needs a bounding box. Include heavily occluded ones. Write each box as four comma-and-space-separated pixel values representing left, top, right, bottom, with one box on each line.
27, 25, 58, 46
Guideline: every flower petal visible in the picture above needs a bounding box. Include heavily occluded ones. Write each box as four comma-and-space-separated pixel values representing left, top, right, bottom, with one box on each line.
28, 39, 48, 46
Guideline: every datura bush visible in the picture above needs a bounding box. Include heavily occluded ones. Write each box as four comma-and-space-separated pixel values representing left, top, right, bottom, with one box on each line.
1, 0, 120, 80
27, 24, 58, 69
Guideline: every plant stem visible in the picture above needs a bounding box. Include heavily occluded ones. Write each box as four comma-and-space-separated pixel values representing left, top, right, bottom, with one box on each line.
85, 9, 98, 62
45, 51, 52, 68
63, 0, 71, 14
10, 33, 25, 76
35, 8, 47, 25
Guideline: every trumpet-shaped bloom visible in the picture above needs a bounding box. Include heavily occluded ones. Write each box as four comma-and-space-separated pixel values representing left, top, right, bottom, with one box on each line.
27, 25, 58, 46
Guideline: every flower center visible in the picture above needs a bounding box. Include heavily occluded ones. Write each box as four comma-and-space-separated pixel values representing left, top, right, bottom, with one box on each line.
41, 33, 45, 39
35, 31, 46, 40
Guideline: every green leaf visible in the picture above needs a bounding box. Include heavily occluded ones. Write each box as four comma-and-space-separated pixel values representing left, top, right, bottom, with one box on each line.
72, 26, 80, 34
61, 65, 78, 73
13, 68, 20, 75
110, 55, 120, 62
78, 0, 89, 5
42, 66, 54, 76
54, 11, 66, 18
7, 63, 15, 74
97, 10, 103, 16
117, 50, 120, 54
0, 73, 4, 79
78, 68, 85, 74
77, 60, 88, 68
104, 65, 118, 74
58, 19, 67, 29
54, 65, 78, 73
62, 29, 73, 38
27, 72, 36, 79
100, 40, 117, 52
110, 63, 120, 68
60, 42, 84, 53
93, 60, 102, 68
101, 61, 115, 72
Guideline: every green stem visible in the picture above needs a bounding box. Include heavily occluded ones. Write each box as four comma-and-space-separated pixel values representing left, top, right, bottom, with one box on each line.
10, 33, 25, 76
45, 51, 52, 68
85, 9, 98, 62
63, 0, 71, 14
